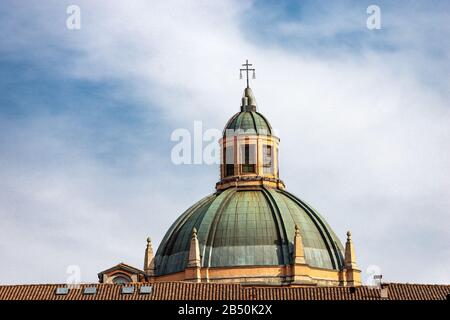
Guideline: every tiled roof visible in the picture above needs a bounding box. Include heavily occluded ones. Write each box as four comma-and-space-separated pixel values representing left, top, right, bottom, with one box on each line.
0, 282, 448, 300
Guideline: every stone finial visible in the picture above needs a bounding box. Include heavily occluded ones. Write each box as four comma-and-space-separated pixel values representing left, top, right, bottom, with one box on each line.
295, 224, 301, 236
144, 236, 155, 276
293, 225, 306, 265
188, 228, 201, 268
344, 230, 359, 270
343, 230, 361, 287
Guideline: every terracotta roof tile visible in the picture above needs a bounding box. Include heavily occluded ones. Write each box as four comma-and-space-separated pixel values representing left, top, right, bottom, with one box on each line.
0, 282, 448, 300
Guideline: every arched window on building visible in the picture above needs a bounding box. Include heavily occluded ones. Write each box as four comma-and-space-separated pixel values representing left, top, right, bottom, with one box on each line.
240, 143, 256, 173
112, 274, 132, 285
224, 146, 234, 177
263, 144, 273, 175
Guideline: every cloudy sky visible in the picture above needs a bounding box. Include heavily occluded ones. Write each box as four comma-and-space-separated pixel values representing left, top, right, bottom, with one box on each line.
0, 0, 449, 285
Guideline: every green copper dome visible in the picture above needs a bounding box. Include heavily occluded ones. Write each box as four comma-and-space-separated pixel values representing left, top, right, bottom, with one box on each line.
223, 87, 272, 136
154, 82, 348, 283
223, 111, 272, 136
154, 187, 345, 276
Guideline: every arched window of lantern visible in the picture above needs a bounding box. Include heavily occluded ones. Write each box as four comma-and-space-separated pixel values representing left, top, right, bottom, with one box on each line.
223, 144, 234, 177
240, 142, 256, 174
263, 144, 274, 175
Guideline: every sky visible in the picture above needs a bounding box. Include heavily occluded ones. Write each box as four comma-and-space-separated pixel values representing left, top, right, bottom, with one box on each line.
0, 0, 449, 285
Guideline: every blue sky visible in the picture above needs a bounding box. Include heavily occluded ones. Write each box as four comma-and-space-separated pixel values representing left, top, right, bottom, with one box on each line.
0, 0, 449, 284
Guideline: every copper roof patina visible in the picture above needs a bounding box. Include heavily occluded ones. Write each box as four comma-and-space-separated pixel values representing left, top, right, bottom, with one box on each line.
223, 111, 273, 136
154, 188, 344, 276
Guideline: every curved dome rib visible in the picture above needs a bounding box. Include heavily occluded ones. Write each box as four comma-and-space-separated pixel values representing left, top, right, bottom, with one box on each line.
223, 111, 272, 136
223, 112, 239, 133
154, 189, 345, 276
253, 112, 273, 134
154, 194, 216, 275
279, 189, 344, 269
260, 187, 291, 265
199, 189, 285, 268
202, 188, 238, 268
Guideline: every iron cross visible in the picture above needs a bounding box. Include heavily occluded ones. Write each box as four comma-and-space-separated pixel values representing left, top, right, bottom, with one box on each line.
240, 59, 255, 88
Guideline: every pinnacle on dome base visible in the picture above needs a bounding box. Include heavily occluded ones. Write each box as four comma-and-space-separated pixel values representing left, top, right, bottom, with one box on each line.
185, 228, 202, 283
293, 225, 306, 265
144, 237, 155, 277
291, 225, 316, 285
343, 231, 362, 287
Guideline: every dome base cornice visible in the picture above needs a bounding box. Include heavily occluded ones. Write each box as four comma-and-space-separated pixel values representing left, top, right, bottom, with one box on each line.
146, 264, 358, 287
216, 176, 285, 191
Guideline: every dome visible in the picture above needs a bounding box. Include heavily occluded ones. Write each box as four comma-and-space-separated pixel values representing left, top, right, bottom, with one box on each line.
150, 64, 361, 286
223, 87, 272, 136
223, 111, 272, 136
154, 187, 345, 276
